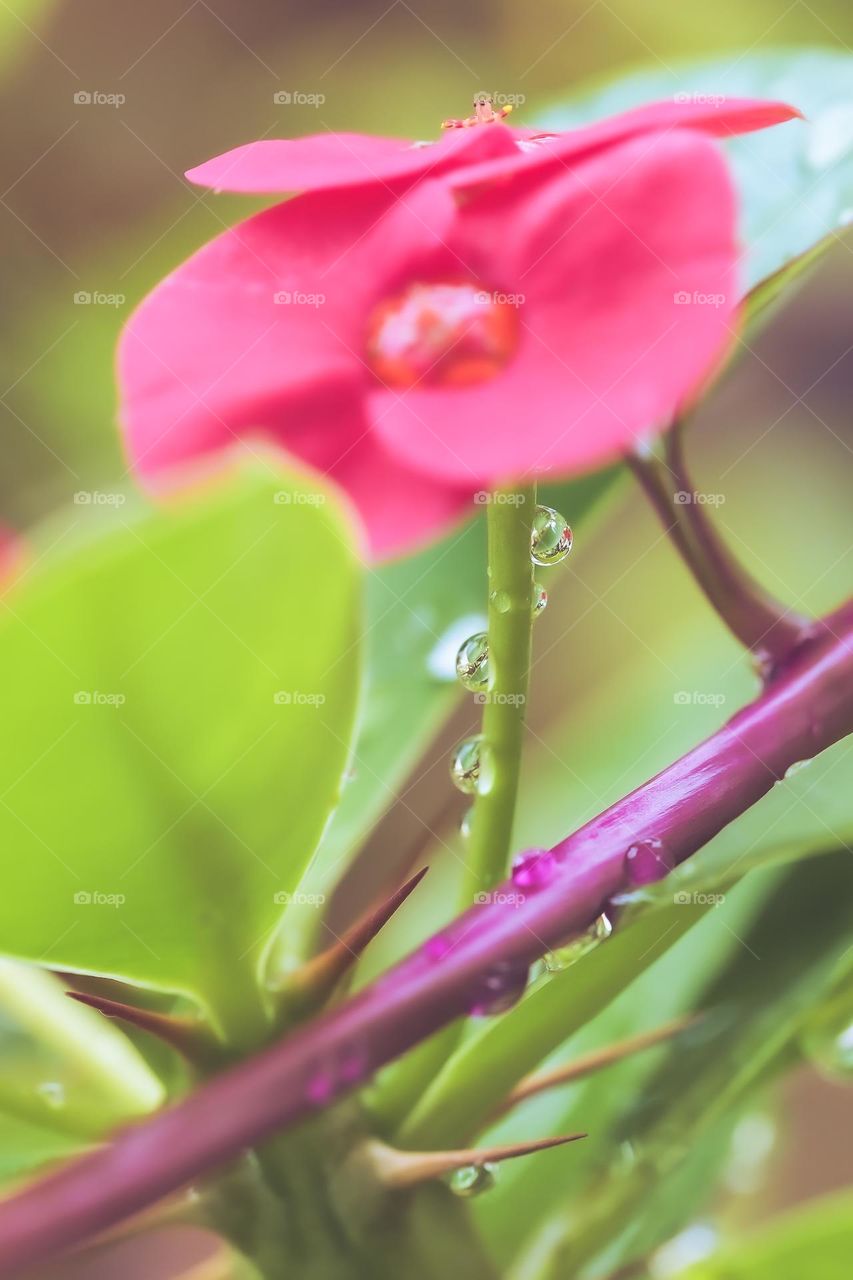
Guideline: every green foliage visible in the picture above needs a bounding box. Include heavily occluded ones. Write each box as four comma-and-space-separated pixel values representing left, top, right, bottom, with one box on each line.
540, 48, 853, 291
683, 1188, 853, 1279
0, 461, 361, 1041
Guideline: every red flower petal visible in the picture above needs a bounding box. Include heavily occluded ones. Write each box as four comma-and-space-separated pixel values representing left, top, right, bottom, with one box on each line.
370, 130, 739, 485
185, 126, 520, 195
454, 97, 801, 190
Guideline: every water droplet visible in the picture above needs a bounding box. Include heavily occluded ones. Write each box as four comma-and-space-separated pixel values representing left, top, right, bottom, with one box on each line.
800, 1012, 853, 1083
530, 506, 573, 566
511, 847, 557, 890
305, 1041, 367, 1106
625, 838, 675, 887
449, 736, 494, 795
426, 613, 487, 681
365, 280, 520, 389
37, 1082, 65, 1110
423, 932, 455, 962
490, 589, 511, 614
469, 960, 529, 1016
455, 631, 490, 693
532, 581, 548, 619
783, 759, 812, 779
543, 912, 613, 971
459, 806, 474, 839
306, 1069, 335, 1107
449, 1162, 497, 1197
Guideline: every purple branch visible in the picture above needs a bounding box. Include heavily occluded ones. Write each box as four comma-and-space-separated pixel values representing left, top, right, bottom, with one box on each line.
628, 432, 811, 667
0, 603, 850, 1277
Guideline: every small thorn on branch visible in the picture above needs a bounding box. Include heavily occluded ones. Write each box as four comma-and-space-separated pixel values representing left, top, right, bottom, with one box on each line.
363, 1132, 586, 1190
276, 867, 429, 1015
493, 1015, 700, 1119
66, 992, 221, 1068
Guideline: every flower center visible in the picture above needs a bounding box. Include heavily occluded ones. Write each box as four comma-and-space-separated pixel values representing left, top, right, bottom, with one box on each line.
365, 280, 520, 389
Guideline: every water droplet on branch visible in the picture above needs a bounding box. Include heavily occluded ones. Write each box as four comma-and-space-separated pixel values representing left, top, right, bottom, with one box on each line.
624, 838, 675, 887
449, 1162, 497, 1197
544, 913, 613, 972
511, 847, 558, 890
470, 960, 529, 1016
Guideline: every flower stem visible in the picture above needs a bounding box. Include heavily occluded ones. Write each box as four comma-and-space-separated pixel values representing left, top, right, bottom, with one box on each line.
463, 485, 535, 903
628, 425, 811, 674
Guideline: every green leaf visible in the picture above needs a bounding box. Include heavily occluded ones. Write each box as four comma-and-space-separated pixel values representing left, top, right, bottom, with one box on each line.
530, 851, 853, 1279
683, 1189, 853, 1280
540, 48, 853, 290
0, 960, 163, 1137
0, 460, 361, 1043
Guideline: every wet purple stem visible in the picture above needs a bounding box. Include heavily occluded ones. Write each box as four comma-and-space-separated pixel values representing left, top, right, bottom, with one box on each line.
0, 602, 850, 1276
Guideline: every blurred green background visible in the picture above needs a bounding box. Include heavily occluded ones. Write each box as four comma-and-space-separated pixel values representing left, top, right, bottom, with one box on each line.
1, 2, 852, 1278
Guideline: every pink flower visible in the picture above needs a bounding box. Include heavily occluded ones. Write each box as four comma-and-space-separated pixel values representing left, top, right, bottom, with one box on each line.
119, 100, 797, 559
185, 97, 798, 197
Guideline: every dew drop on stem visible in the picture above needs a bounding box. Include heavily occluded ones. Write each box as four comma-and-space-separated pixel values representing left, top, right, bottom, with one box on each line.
449, 736, 494, 795
531, 506, 573, 566
455, 632, 490, 693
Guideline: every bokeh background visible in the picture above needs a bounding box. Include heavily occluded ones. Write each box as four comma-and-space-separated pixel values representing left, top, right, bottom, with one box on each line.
1, 2, 851, 1277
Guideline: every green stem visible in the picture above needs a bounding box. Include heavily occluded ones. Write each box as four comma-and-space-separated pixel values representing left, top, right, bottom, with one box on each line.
463, 485, 536, 902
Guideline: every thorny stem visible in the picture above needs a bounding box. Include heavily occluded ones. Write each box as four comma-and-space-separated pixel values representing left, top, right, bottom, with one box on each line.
0, 600, 849, 1277
628, 424, 811, 673
463, 484, 535, 902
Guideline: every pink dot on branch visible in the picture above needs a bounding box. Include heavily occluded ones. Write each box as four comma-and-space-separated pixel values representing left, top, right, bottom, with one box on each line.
118, 98, 799, 561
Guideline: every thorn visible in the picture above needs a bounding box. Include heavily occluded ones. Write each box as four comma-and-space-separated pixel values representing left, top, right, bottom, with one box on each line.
66, 991, 221, 1067
496, 1015, 700, 1117
278, 867, 429, 1013
365, 1133, 586, 1190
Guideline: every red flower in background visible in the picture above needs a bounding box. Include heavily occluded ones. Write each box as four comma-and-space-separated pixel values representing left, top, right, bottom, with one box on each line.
118, 98, 799, 559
